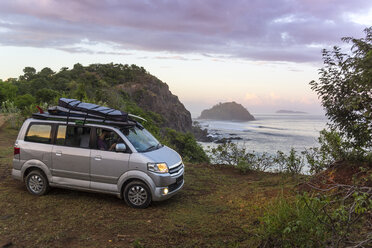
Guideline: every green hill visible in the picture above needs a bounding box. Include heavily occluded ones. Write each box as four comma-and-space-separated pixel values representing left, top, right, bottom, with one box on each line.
0, 63, 208, 163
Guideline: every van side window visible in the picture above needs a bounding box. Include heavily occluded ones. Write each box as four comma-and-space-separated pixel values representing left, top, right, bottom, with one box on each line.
56, 125, 91, 148
96, 128, 124, 152
25, 124, 52, 144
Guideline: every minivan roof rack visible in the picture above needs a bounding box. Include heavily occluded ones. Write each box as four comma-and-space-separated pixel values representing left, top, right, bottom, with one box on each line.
32, 98, 146, 127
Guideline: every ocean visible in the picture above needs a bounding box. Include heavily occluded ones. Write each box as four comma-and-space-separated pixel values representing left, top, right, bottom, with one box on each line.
196, 114, 328, 155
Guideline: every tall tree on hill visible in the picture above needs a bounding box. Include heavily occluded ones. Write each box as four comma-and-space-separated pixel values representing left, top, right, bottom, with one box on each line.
310, 27, 372, 149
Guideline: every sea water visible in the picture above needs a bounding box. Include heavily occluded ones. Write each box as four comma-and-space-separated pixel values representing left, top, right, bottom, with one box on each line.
197, 114, 328, 155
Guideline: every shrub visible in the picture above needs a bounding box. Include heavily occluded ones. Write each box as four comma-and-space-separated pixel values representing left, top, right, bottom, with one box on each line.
275, 148, 304, 175
0, 100, 19, 114
236, 160, 252, 174
35, 88, 59, 104
208, 143, 309, 174
163, 128, 209, 163
260, 194, 328, 247
14, 94, 35, 110
260, 188, 372, 248
209, 142, 246, 166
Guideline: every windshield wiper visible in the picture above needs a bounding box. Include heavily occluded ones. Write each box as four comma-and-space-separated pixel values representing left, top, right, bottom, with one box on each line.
144, 143, 162, 152
144, 145, 156, 152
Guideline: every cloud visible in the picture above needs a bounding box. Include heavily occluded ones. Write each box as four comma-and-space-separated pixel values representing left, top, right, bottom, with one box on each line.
0, 0, 370, 62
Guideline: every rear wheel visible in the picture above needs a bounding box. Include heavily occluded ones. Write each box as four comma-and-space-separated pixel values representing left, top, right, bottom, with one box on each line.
25, 170, 49, 196
124, 181, 152, 208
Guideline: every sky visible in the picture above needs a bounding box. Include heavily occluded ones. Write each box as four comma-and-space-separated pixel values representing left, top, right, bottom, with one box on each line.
0, 0, 371, 117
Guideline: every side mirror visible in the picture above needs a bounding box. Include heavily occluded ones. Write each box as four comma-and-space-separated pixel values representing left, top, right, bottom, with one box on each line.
115, 143, 126, 152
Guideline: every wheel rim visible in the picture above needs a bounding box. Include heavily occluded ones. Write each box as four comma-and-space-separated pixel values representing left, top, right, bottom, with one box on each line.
128, 185, 147, 206
28, 174, 44, 194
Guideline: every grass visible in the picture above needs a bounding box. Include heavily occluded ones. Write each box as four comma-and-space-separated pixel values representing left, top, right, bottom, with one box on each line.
0, 120, 298, 248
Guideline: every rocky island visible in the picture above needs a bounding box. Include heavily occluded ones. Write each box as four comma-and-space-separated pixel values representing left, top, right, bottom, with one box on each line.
276, 110, 307, 114
198, 102, 255, 121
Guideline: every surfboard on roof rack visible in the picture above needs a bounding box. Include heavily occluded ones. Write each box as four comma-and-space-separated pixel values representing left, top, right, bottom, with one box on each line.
32, 98, 146, 127
58, 98, 128, 122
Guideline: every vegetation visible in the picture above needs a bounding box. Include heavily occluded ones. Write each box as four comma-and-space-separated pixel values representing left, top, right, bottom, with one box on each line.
310, 27, 372, 156
208, 27, 372, 247
260, 189, 371, 247
261, 27, 372, 248
0, 63, 208, 163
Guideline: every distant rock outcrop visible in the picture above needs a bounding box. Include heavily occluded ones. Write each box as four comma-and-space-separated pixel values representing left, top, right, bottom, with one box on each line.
198, 102, 255, 121
276, 110, 307, 114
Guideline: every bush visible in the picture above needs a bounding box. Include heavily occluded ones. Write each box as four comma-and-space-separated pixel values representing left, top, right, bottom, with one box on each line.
209, 142, 247, 166
260, 194, 328, 247
260, 189, 372, 248
209, 143, 308, 174
163, 128, 209, 163
35, 88, 59, 104
0, 100, 19, 114
275, 148, 304, 175
14, 94, 35, 110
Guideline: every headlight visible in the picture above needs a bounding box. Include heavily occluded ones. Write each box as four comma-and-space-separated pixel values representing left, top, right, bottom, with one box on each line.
147, 162, 169, 173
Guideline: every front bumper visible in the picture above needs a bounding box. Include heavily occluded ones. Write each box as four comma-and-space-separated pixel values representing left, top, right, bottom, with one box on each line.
152, 178, 184, 201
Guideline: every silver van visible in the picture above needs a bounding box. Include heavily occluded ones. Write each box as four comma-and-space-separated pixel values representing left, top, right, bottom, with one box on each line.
12, 117, 184, 208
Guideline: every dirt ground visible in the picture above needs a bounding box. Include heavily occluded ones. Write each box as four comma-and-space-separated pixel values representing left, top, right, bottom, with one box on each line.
0, 121, 295, 248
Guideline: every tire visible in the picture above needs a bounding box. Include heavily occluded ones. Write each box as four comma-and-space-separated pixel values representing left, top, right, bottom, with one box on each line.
25, 169, 50, 196
123, 181, 152, 208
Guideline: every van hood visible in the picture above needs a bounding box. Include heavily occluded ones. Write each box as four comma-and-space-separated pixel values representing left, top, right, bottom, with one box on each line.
143, 145, 182, 167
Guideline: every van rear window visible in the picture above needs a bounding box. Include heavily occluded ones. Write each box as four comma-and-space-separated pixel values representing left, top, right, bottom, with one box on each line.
56, 125, 91, 148
25, 124, 52, 144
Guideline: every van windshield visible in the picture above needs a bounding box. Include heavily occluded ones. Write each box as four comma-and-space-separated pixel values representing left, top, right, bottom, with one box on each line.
120, 126, 161, 152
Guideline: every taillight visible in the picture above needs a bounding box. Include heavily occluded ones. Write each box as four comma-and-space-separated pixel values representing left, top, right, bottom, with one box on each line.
14, 147, 20, 155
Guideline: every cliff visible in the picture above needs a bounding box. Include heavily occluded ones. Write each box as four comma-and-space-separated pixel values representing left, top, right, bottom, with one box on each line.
198, 102, 255, 121
117, 76, 192, 132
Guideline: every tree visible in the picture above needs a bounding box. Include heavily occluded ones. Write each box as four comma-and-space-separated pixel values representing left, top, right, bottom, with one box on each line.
15, 94, 35, 109
0, 81, 18, 102
310, 27, 372, 149
35, 88, 59, 104
20, 67, 36, 80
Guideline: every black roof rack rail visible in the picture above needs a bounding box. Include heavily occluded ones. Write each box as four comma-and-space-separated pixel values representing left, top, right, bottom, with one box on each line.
32, 112, 137, 127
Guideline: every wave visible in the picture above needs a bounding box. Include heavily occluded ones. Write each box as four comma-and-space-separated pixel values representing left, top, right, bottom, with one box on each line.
257, 125, 286, 131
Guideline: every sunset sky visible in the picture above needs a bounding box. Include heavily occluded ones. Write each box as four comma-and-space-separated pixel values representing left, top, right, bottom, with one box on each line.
0, 0, 371, 116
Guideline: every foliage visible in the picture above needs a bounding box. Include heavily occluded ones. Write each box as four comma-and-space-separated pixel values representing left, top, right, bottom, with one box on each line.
261, 188, 372, 248
0, 80, 18, 103
0, 101, 19, 114
0, 63, 209, 162
310, 27, 372, 149
35, 88, 59, 104
14, 94, 35, 110
209, 142, 306, 174
275, 148, 304, 175
209, 142, 247, 166
260, 194, 328, 247
163, 128, 209, 163
0, 101, 23, 129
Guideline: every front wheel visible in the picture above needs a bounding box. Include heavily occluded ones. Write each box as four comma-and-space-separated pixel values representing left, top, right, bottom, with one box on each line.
124, 181, 152, 208
25, 170, 50, 196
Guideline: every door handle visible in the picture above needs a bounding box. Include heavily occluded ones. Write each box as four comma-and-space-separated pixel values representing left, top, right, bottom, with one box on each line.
94, 155, 102, 161
56, 151, 62, 156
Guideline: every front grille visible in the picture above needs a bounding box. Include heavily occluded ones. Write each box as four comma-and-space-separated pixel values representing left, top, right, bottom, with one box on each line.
169, 162, 183, 175
168, 175, 184, 192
